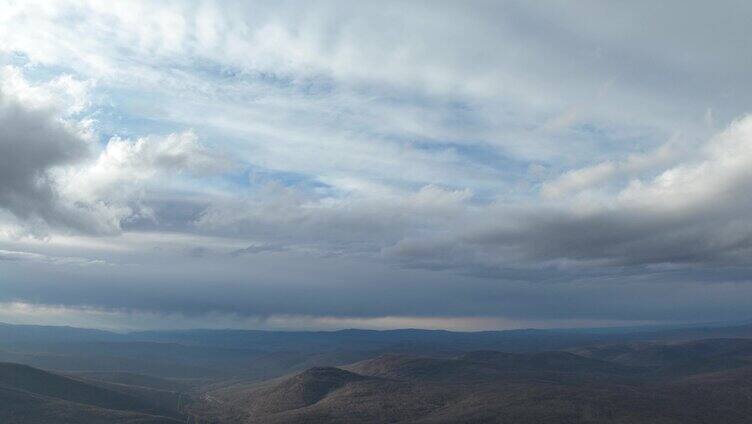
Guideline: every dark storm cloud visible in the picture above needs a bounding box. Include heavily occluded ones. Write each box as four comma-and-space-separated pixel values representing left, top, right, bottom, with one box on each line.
2, 254, 752, 324
385, 204, 752, 281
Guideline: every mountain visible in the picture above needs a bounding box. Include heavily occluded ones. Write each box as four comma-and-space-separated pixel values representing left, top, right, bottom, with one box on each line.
4, 322, 752, 423
229, 367, 369, 415
3, 320, 751, 355
343, 350, 641, 386
127, 322, 752, 351
0, 322, 122, 343
0, 345, 224, 379
0, 320, 750, 394
0, 362, 183, 423
572, 338, 752, 375
68, 371, 195, 392
189, 340, 752, 423
196, 366, 446, 424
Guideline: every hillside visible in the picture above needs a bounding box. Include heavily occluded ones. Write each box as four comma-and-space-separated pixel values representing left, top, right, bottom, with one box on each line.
190, 340, 752, 423
345, 350, 639, 385
4, 322, 752, 423
0, 363, 182, 424
572, 338, 752, 375
2, 322, 752, 383
69, 371, 195, 392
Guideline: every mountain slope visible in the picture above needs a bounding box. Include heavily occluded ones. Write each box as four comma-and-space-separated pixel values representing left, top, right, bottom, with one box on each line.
573, 338, 752, 375
0, 385, 180, 424
194, 342, 752, 423
345, 350, 638, 384
231, 367, 369, 415
0, 362, 182, 424
199, 366, 447, 424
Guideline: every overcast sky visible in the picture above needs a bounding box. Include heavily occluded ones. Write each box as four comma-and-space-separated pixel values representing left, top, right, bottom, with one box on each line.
2, 1, 752, 331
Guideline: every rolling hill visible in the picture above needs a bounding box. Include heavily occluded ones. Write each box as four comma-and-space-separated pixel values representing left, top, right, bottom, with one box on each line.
190, 340, 752, 423
4, 322, 752, 423
0, 362, 185, 424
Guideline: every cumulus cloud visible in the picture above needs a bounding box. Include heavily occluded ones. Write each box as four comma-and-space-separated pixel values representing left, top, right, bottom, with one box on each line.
103, 131, 234, 176
384, 116, 752, 275
0, 68, 105, 233
0, 67, 232, 236
67, 130, 234, 201
541, 136, 690, 199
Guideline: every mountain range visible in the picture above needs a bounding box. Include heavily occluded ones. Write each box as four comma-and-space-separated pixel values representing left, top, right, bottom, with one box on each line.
2, 321, 752, 423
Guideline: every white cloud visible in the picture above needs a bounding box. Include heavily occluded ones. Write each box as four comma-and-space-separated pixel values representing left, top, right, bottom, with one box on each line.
383, 115, 752, 273
0, 67, 232, 236
541, 135, 691, 200
618, 116, 752, 212
0, 67, 103, 233
0, 66, 92, 116
0, 249, 105, 266
66, 130, 233, 200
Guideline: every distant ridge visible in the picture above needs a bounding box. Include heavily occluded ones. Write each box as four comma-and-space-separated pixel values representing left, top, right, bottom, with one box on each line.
2, 320, 752, 353
193, 340, 752, 423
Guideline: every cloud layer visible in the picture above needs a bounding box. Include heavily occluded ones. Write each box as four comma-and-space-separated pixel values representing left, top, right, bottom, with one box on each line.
2, 1, 752, 329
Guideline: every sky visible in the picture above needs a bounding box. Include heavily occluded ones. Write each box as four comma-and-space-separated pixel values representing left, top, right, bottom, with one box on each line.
1, 0, 752, 331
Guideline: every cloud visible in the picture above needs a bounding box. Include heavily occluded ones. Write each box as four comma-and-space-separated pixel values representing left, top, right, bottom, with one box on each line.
68, 130, 234, 201
103, 131, 234, 177
0, 67, 233, 236
0, 68, 104, 233
2, 249, 752, 325
541, 135, 690, 199
0, 0, 729, 165
0, 249, 105, 266
4, 2, 752, 329
541, 161, 619, 199
231, 243, 289, 256
195, 183, 473, 254
385, 116, 752, 275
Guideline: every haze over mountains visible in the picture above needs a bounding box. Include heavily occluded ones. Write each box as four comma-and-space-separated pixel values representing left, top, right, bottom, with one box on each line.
1, 321, 752, 423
